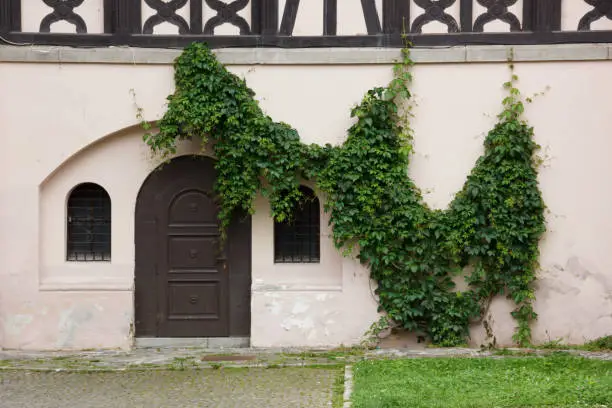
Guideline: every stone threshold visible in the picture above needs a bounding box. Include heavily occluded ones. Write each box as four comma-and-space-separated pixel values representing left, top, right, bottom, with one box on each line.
134, 337, 250, 349
1, 44, 612, 65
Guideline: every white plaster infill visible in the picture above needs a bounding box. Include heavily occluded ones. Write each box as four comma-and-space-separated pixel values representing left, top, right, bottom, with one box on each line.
1, 44, 612, 65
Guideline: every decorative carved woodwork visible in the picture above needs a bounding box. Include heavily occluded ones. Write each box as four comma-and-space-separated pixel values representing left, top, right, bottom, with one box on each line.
143, 0, 189, 34
473, 0, 521, 32
40, 0, 87, 33
412, 0, 459, 33
1, 1, 611, 48
204, 0, 251, 35
579, 0, 612, 30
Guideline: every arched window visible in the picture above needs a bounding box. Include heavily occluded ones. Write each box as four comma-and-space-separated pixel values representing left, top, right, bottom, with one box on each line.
274, 186, 320, 263
67, 183, 111, 261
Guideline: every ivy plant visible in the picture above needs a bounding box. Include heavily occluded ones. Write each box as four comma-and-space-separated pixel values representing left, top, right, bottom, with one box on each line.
143, 42, 545, 347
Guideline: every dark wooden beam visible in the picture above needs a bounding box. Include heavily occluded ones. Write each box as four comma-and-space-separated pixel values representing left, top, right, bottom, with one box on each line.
523, 0, 562, 32
0, 0, 21, 33
5, 30, 612, 49
103, 0, 114, 33
104, 0, 141, 34
531, 0, 562, 32
460, 0, 473, 32
383, 0, 410, 34
361, 0, 381, 34
323, 0, 337, 36
279, 0, 300, 35
190, 0, 203, 34
250, 0, 261, 33
522, 0, 534, 31
253, 0, 278, 35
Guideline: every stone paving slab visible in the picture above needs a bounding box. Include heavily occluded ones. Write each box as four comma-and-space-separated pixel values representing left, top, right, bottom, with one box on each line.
0, 367, 340, 408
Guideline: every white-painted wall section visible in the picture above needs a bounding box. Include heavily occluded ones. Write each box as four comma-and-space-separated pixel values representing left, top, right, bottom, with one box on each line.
1, 56, 611, 350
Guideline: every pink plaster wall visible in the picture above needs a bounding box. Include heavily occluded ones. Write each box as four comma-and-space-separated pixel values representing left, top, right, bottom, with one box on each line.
0, 58, 611, 350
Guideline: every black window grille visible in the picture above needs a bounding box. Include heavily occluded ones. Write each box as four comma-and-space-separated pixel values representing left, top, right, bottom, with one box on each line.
67, 183, 111, 262
274, 186, 320, 263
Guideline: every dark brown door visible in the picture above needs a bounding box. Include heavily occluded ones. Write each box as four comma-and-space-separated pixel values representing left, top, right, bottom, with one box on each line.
135, 156, 251, 338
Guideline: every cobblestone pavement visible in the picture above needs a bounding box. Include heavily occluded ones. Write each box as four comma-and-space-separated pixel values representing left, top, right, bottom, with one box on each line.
0, 367, 340, 408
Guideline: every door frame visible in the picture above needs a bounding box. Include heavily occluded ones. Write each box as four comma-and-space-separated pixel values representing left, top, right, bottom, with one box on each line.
134, 155, 252, 338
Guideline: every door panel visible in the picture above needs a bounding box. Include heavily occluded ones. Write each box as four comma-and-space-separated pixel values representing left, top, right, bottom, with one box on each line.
135, 155, 251, 338
168, 190, 218, 225
167, 281, 221, 318
168, 236, 219, 270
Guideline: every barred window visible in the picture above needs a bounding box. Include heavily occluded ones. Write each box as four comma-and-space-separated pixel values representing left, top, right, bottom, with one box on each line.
274, 186, 320, 263
67, 183, 111, 262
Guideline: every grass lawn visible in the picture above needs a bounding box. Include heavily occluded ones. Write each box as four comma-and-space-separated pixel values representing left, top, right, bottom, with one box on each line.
351, 355, 612, 408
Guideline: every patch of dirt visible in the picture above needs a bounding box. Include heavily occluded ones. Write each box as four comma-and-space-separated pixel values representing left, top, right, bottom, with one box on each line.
377, 330, 429, 350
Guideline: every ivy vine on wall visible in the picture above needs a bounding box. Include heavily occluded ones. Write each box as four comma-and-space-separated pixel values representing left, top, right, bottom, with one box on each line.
143, 42, 545, 347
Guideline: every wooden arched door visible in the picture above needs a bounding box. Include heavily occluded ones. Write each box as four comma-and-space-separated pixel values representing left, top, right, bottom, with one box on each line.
135, 156, 251, 338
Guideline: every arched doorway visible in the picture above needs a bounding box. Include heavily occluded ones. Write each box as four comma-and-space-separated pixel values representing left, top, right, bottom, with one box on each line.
135, 155, 251, 338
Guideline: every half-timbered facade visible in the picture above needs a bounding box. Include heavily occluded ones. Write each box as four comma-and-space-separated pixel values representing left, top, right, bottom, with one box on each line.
1, 1, 611, 350
2, 1, 612, 47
